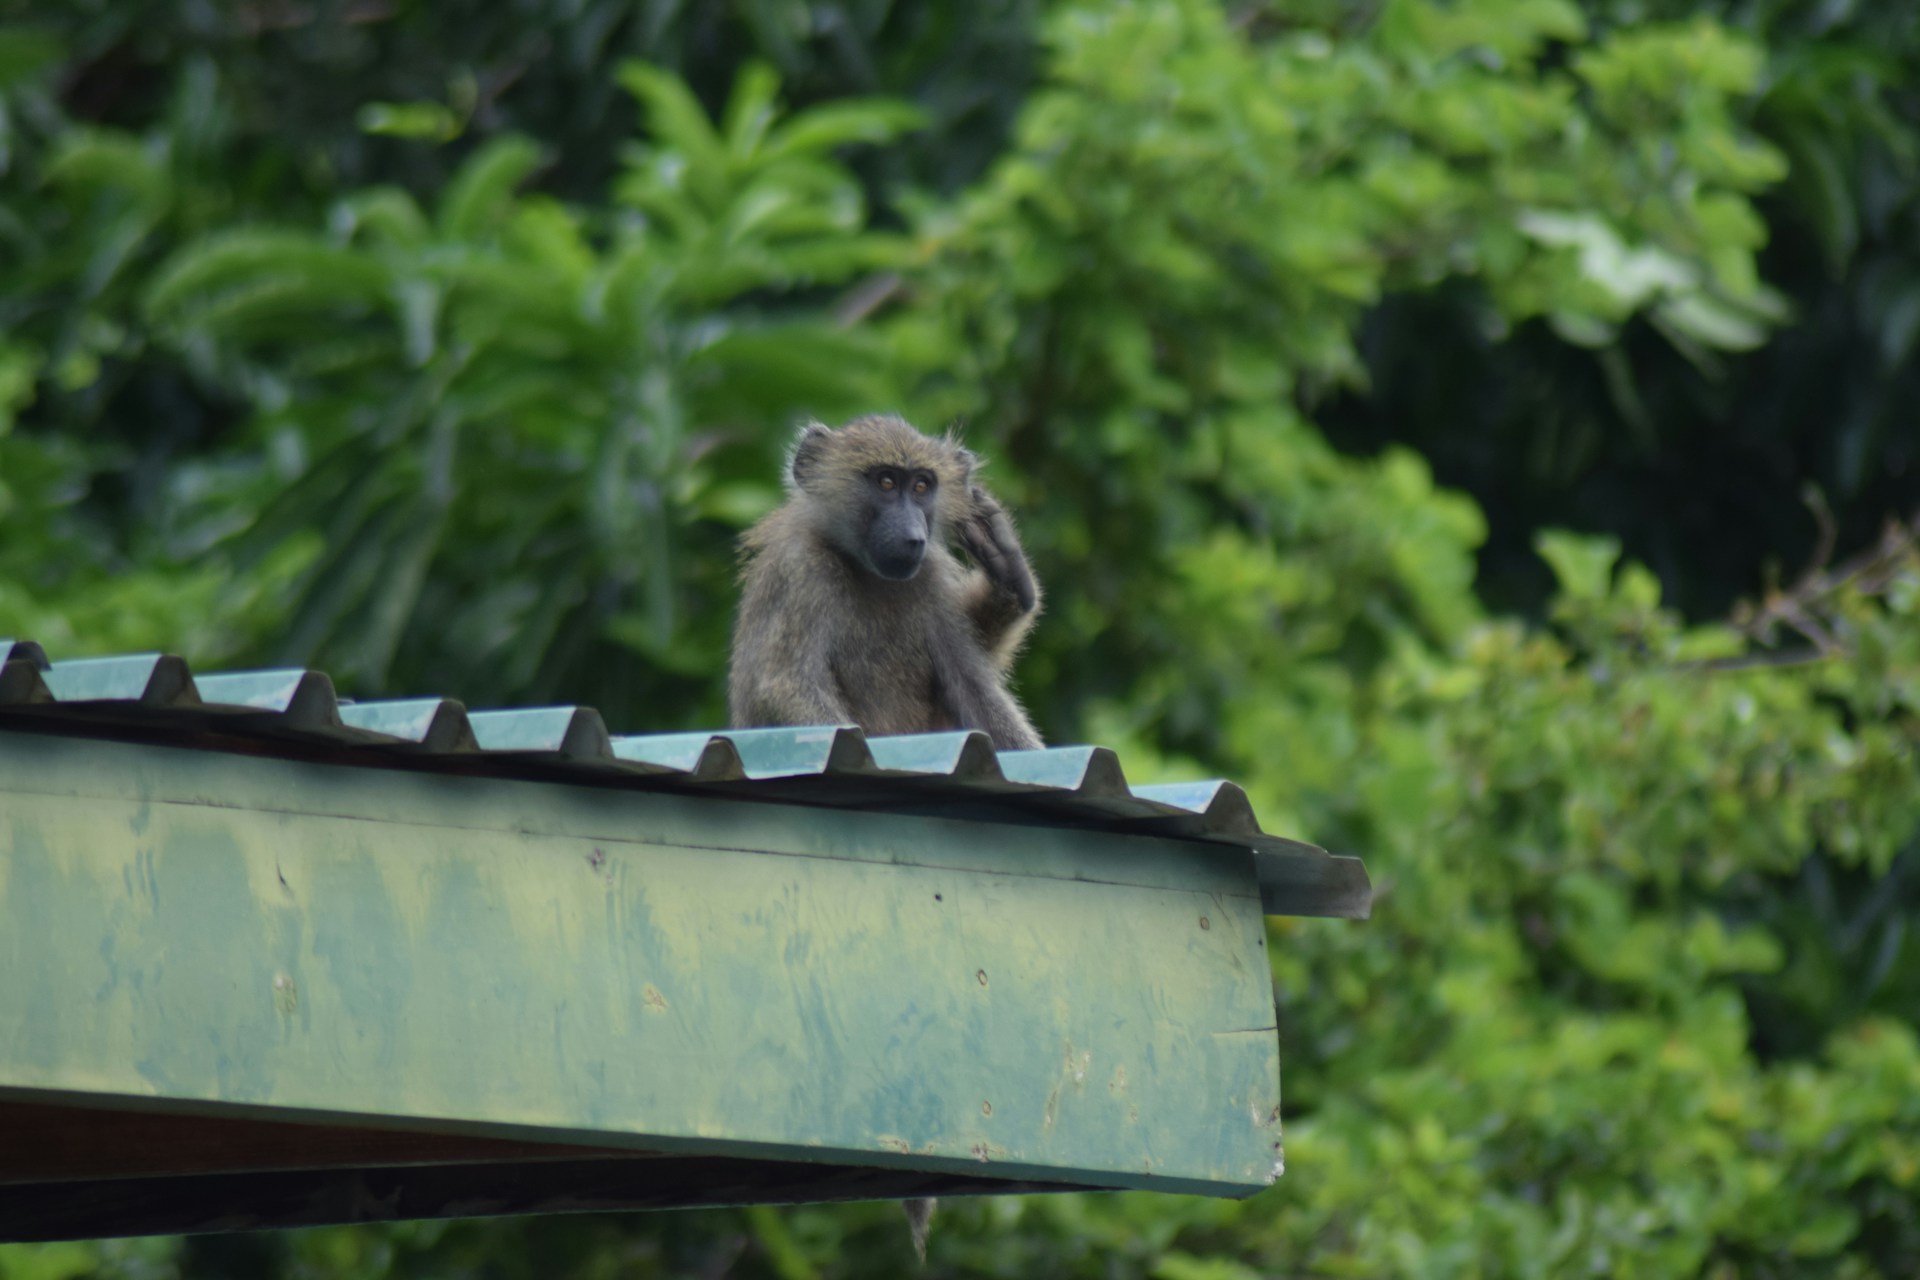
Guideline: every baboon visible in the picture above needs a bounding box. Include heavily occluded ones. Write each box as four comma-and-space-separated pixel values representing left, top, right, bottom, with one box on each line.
727, 413, 1044, 752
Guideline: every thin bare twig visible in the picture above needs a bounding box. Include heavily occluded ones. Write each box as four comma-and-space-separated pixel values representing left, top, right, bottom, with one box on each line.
834, 273, 905, 329
1699, 509, 1919, 674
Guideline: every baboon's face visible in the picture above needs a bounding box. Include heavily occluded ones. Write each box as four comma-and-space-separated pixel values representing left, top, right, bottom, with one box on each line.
787, 416, 972, 581
859, 464, 941, 580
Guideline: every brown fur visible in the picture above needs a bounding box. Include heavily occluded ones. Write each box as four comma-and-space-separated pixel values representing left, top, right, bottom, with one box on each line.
727, 414, 1043, 750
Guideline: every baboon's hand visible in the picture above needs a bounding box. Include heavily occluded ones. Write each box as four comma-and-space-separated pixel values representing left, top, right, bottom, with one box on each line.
959, 485, 1038, 614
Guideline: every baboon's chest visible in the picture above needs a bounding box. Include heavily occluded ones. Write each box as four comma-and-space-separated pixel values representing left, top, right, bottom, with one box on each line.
829, 601, 952, 735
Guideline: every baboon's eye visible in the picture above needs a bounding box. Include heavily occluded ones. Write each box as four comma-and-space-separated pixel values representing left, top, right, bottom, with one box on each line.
912, 478, 930, 495
878, 474, 897, 492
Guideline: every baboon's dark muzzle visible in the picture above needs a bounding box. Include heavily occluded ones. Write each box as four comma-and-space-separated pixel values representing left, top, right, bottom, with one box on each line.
869, 539, 927, 580
867, 506, 929, 580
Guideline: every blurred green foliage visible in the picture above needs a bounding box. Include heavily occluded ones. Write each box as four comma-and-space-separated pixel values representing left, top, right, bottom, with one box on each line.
2, 0, 1919, 1277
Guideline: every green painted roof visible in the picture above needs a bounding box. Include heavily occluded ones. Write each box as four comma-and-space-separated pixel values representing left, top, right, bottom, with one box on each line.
0, 639, 1368, 919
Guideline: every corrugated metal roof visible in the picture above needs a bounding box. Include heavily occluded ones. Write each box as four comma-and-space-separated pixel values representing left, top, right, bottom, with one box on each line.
0, 639, 1369, 919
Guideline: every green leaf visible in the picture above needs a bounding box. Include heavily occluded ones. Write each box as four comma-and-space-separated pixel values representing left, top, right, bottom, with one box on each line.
618, 60, 726, 173
0, 343, 37, 435
762, 100, 931, 161
144, 229, 391, 326
438, 134, 543, 240
1516, 210, 1697, 309
0, 1241, 103, 1280
0, 25, 62, 90
357, 101, 462, 142
1654, 292, 1771, 351
337, 188, 432, 248
1152, 1252, 1265, 1280
1536, 529, 1621, 601
721, 60, 783, 158
45, 130, 169, 210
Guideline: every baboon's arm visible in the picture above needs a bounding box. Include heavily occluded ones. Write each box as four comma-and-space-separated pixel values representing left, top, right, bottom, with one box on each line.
933, 622, 1044, 751
727, 567, 855, 728
939, 663, 1043, 751
956, 485, 1042, 670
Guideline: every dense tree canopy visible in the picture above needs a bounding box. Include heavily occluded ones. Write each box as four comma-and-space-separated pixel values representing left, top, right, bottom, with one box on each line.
2, 1, 1917, 1277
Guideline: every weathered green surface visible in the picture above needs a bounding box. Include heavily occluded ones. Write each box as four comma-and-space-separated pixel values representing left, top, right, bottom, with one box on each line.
0, 729, 1284, 1195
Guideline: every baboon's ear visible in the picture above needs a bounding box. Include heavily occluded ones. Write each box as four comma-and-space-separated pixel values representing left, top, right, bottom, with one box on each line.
787, 422, 833, 490
943, 428, 980, 482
